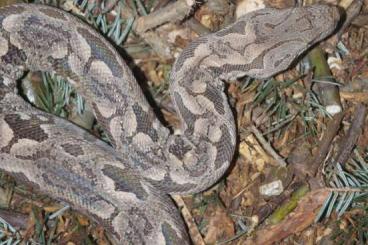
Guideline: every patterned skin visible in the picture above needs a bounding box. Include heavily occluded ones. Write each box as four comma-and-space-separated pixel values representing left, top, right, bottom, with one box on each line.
0, 3, 339, 244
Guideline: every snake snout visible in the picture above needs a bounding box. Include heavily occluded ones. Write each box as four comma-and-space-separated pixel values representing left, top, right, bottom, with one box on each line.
332, 6, 341, 23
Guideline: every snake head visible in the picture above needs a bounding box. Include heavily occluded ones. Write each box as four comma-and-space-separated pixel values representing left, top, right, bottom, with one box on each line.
289, 5, 341, 45
241, 4, 341, 79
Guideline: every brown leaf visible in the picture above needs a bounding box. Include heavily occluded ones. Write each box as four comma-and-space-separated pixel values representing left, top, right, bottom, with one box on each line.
203, 206, 235, 244
245, 188, 330, 245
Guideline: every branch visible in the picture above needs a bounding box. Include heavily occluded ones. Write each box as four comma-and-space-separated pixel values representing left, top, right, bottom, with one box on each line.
250, 125, 287, 167
335, 103, 366, 166
135, 0, 196, 33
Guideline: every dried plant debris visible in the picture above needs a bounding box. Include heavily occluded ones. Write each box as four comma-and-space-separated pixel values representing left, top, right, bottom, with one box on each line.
0, 0, 368, 244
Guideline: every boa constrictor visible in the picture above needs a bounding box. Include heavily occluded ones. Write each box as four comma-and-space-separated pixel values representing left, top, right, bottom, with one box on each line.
0, 3, 339, 244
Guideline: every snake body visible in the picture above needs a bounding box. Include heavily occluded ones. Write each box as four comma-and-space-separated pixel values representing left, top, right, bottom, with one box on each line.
0, 3, 339, 244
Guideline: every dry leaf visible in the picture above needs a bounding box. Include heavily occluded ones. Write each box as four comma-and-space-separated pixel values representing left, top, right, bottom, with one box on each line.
203, 207, 235, 244
245, 188, 330, 245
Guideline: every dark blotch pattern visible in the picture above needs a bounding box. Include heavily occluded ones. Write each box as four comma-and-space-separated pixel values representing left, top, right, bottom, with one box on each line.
76, 27, 124, 78
102, 164, 148, 200
209, 58, 263, 77
4, 114, 49, 142
37, 158, 104, 206
173, 37, 208, 72
201, 82, 225, 115
124, 220, 145, 244
162, 222, 183, 245
173, 92, 197, 135
215, 10, 275, 38
1, 43, 27, 67
10, 172, 42, 190
52, 58, 82, 83
13, 148, 51, 161
168, 136, 192, 161
61, 143, 84, 157
216, 19, 249, 37
213, 125, 233, 169
128, 207, 153, 235
88, 76, 122, 104
151, 174, 196, 193
0, 81, 9, 100
91, 102, 116, 146
132, 103, 158, 142
121, 207, 155, 243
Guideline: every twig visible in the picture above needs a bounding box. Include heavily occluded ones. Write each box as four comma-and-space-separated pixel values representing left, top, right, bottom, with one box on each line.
307, 112, 344, 177
135, 0, 196, 33
118, 5, 174, 60
172, 195, 205, 245
74, 0, 202, 59
250, 125, 287, 167
231, 180, 257, 200
335, 104, 366, 166
337, 0, 363, 37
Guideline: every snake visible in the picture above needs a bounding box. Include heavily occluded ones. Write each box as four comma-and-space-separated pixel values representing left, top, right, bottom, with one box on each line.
0, 3, 340, 244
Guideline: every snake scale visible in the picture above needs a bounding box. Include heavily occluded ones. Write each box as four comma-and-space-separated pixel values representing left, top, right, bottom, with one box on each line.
0, 3, 340, 244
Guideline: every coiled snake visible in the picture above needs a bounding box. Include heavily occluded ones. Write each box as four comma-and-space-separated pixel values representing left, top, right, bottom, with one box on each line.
0, 3, 339, 244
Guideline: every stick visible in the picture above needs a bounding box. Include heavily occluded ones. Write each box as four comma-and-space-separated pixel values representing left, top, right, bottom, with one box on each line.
308, 112, 344, 176
250, 125, 287, 167
335, 104, 366, 166
135, 0, 196, 33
